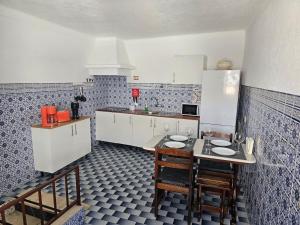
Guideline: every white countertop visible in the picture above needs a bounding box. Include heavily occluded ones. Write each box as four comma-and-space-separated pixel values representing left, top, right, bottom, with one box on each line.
143, 135, 256, 164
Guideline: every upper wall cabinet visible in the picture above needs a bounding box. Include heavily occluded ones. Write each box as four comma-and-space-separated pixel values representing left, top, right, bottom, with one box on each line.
172, 55, 206, 84
129, 54, 206, 84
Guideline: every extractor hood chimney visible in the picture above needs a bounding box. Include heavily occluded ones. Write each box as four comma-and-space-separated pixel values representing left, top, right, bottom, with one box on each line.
86, 37, 135, 76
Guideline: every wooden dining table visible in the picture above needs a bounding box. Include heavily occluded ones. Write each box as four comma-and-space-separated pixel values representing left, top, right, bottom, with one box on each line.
143, 135, 256, 223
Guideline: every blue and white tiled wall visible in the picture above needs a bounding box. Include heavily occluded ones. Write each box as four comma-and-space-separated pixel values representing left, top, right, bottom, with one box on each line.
0, 76, 201, 196
94, 76, 201, 112
238, 86, 300, 225
0, 82, 109, 196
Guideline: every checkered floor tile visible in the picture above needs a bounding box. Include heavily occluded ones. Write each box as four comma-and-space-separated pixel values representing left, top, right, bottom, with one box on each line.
3, 142, 250, 225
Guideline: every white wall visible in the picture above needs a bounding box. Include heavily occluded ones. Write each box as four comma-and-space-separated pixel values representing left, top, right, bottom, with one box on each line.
124, 31, 245, 83
0, 5, 93, 83
242, 0, 300, 95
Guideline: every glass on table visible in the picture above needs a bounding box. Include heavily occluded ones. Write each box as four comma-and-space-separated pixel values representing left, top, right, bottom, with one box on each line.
185, 128, 194, 147
163, 124, 170, 140
205, 128, 213, 147
234, 132, 245, 153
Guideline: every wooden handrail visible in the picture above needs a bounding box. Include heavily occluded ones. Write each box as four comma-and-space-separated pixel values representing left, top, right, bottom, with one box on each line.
0, 165, 81, 225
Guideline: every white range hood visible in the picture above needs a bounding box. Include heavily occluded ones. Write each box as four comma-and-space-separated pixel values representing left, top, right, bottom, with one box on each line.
86, 38, 135, 76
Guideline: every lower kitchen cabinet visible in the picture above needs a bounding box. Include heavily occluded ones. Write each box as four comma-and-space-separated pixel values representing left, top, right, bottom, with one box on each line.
31, 117, 91, 173
114, 113, 133, 146
152, 117, 177, 136
96, 111, 199, 147
96, 112, 133, 145
132, 115, 154, 147
176, 118, 199, 137
96, 111, 116, 143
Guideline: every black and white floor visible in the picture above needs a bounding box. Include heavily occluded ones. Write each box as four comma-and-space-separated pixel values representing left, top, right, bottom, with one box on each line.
6, 142, 250, 225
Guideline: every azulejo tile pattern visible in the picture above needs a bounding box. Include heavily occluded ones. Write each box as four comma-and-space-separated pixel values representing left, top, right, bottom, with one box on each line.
3, 142, 250, 225
63, 207, 85, 225
0, 83, 75, 195
94, 76, 201, 113
0, 77, 201, 196
238, 85, 300, 225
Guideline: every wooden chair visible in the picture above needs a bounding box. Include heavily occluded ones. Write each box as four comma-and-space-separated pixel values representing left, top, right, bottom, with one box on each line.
196, 131, 235, 223
154, 147, 194, 225
197, 173, 232, 224
199, 131, 234, 178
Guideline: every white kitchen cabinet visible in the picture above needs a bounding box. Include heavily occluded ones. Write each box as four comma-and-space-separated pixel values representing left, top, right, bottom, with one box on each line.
96, 111, 133, 145
114, 113, 133, 145
153, 117, 178, 136
96, 111, 116, 143
132, 115, 154, 147
74, 119, 92, 156
172, 55, 205, 84
129, 54, 205, 84
176, 119, 199, 138
96, 111, 199, 147
31, 117, 91, 173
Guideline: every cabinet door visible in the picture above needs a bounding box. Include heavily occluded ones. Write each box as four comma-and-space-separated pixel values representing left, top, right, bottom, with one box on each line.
177, 119, 199, 138
73, 119, 91, 157
114, 113, 133, 145
50, 124, 75, 172
132, 115, 154, 147
153, 117, 177, 136
96, 111, 116, 142
173, 55, 204, 84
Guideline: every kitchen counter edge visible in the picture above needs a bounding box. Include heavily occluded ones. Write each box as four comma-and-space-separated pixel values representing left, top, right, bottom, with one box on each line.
31, 116, 92, 129
96, 108, 200, 121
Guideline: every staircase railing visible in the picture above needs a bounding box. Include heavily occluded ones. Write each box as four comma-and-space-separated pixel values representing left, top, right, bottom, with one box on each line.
0, 165, 81, 225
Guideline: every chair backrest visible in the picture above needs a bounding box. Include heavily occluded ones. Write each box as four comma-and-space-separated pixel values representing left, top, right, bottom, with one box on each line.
201, 131, 233, 142
154, 147, 194, 182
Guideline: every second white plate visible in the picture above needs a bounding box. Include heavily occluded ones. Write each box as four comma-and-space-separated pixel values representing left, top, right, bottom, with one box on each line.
170, 135, 188, 142
164, 141, 186, 149
211, 147, 236, 156
211, 139, 232, 147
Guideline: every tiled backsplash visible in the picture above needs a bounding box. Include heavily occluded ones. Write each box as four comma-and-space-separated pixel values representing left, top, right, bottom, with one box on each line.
0, 76, 201, 195
95, 76, 201, 112
238, 86, 300, 225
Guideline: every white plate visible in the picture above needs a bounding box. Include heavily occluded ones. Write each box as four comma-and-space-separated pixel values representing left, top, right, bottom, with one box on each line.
211, 147, 236, 156
170, 135, 188, 142
164, 141, 186, 149
211, 139, 231, 147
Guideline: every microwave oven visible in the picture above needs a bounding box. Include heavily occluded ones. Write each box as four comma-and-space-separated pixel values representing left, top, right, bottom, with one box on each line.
181, 103, 199, 116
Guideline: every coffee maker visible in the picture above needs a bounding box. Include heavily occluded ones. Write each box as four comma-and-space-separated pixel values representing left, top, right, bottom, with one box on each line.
41, 105, 58, 127
71, 87, 87, 120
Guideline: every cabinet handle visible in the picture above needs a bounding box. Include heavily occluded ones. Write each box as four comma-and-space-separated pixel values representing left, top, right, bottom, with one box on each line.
154, 118, 156, 128
129, 116, 132, 125
71, 125, 74, 136
173, 72, 176, 83
75, 124, 77, 135
177, 121, 180, 133
113, 114, 116, 124
150, 119, 152, 127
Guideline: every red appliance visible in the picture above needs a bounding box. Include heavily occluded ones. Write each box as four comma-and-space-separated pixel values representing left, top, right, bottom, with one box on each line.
41, 105, 58, 127
131, 88, 140, 104
57, 110, 71, 123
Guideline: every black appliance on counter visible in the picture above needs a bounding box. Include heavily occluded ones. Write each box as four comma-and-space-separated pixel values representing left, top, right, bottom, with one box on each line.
71, 87, 87, 120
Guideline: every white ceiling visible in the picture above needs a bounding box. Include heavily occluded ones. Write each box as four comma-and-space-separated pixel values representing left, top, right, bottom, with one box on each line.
0, 0, 269, 39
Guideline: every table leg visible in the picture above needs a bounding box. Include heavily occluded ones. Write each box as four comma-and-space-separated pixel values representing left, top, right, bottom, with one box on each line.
231, 164, 238, 224
151, 189, 165, 207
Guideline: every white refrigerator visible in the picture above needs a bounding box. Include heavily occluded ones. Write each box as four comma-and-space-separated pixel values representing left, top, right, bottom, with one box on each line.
199, 70, 240, 134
